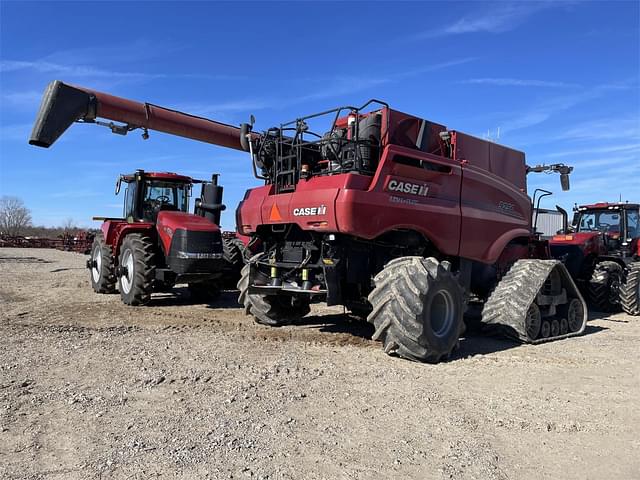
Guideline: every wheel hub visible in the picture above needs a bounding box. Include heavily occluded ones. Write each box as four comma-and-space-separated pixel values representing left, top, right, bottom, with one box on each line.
120, 250, 134, 294
91, 247, 101, 283
430, 290, 455, 338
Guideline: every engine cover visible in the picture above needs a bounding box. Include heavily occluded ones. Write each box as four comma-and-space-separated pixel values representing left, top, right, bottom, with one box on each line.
156, 211, 224, 275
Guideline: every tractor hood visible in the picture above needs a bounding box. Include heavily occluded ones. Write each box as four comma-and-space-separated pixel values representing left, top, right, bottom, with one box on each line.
157, 211, 220, 234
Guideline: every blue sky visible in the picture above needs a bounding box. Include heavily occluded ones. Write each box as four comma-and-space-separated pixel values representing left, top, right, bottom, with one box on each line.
0, 1, 638, 229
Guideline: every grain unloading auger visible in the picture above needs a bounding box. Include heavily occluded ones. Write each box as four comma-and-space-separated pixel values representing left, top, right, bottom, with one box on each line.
30, 80, 587, 362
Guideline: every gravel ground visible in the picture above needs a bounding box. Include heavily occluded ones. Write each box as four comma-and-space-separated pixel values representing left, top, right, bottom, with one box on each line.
1, 247, 638, 480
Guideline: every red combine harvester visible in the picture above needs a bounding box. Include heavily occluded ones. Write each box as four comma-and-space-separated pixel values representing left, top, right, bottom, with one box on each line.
550, 202, 639, 315
30, 80, 587, 362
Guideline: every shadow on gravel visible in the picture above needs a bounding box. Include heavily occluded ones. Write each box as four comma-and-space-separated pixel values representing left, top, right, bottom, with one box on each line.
587, 310, 631, 323
292, 313, 375, 340
451, 323, 609, 360
452, 334, 518, 359
147, 289, 242, 309
0, 255, 53, 263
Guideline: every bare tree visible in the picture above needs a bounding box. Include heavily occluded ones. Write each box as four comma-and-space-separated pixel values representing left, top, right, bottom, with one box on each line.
0, 196, 33, 236
62, 217, 77, 233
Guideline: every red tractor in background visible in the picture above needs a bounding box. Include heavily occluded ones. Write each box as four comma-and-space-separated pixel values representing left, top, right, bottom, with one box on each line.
88, 169, 246, 305
550, 202, 640, 315
30, 80, 588, 362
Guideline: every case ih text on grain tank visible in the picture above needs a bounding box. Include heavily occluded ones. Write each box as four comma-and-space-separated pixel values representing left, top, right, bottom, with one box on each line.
30, 80, 588, 362
550, 202, 640, 315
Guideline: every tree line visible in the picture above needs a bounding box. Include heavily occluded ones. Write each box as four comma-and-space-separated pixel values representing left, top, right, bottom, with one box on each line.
0, 196, 94, 237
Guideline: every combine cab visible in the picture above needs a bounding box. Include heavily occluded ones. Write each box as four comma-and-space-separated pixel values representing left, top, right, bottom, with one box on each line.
30, 80, 589, 361
551, 202, 640, 314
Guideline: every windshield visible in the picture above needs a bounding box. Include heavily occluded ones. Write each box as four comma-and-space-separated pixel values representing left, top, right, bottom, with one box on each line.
576, 209, 622, 233
626, 209, 639, 238
143, 180, 189, 213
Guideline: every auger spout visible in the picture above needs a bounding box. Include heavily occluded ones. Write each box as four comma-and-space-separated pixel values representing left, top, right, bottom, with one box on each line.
29, 80, 249, 150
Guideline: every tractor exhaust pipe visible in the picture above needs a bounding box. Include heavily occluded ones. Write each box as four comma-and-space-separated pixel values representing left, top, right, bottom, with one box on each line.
29, 81, 95, 148
29, 80, 253, 150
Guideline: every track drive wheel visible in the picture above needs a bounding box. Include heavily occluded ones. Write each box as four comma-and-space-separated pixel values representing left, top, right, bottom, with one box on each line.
237, 261, 310, 326
89, 232, 117, 293
117, 234, 156, 306
588, 261, 623, 312
620, 262, 640, 316
367, 256, 465, 363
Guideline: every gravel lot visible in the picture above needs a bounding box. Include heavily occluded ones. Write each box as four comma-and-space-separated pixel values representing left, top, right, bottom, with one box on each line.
1, 247, 638, 480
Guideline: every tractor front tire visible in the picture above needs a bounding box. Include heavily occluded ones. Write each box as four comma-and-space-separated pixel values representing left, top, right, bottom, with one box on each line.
367, 256, 465, 363
588, 261, 623, 312
117, 234, 156, 306
620, 262, 640, 316
89, 232, 116, 293
238, 262, 310, 326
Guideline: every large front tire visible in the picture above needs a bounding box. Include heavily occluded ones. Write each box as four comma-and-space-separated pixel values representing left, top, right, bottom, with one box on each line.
588, 261, 622, 312
367, 256, 465, 363
620, 262, 640, 316
89, 232, 116, 293
237, 262, 310, 326
118, 234, 156, 306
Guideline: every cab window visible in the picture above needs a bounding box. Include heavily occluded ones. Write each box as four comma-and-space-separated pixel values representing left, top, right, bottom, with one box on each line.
123, 185, 135, 219
577, 210, 621, 233
627, 210, 639, 238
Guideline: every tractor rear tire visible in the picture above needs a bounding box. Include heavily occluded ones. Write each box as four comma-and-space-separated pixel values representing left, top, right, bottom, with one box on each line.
588, 261, 623, 312
189, 281, 221, 302
620, 262, 640, 316
238, 262, 310, 326
367, 256, 465, 363
117, 234, 156, 306
222, 237, 248, 289
89, 232, 116, 294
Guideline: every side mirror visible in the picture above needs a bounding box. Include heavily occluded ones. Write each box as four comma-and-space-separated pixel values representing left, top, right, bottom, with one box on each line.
115, 177, 122, 195
560, 173, 570, 191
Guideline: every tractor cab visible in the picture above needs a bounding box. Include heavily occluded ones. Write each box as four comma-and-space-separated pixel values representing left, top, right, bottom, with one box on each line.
117, 170, 193, 223
572, 203, 640, 250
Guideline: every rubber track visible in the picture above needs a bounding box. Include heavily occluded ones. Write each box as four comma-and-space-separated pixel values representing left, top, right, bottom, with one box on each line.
481, 259, 587, 344
620, 262, 640, 316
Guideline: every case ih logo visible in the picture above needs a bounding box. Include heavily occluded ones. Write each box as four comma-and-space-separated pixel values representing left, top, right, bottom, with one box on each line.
386, 179, 429, 197
293, 205, 327, 216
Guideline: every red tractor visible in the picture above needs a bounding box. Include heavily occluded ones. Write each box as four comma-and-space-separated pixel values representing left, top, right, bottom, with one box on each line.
87, 169, 245, 305
30, 80, 588, 362
550, 202, 640, 315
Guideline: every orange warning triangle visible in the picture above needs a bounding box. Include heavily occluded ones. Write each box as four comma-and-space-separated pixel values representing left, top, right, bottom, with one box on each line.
269, 203, 283, 221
